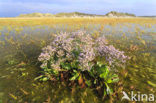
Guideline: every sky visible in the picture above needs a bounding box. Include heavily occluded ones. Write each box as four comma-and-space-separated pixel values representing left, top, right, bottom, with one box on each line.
0, 0, 156, 17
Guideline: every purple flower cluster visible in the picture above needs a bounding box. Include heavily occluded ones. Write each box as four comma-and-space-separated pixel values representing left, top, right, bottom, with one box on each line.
97, 44, 128, 65
79, 45, 95, 70
95, 36, 128, 65
38, 31, 128, 71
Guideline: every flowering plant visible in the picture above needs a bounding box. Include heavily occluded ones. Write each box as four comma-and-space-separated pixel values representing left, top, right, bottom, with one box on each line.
37, 31, 128, 96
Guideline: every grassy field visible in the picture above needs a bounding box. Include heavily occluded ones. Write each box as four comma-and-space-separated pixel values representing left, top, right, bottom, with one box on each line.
0, 17, 156, 26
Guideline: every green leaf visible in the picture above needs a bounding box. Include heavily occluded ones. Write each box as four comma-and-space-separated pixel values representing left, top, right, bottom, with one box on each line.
52, 69, 59, 75
112, 78, 119, 83
94, 80, 97, 84
61, 62, 71, 70
34, 75, 44, 81
70, 72, 79, 81
73, 70, 78, 73
104, 82, 112, 95
88, 70, 95, 77
85, 80, 92, 87
71, 61, 79, 68
103, 90, 107, 96
147, 81, 156, 87
42, 77, 49, 81
106, 84, 110, 94
106, 74, 119, 83
107, 79, 113, 83
98, 65, 109, 79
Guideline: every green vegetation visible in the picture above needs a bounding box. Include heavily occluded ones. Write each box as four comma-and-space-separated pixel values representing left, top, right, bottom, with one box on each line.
55, 12, 102, 17
19, 13, 54, 17
18, 11, 136, 17
106, 11, 136, 17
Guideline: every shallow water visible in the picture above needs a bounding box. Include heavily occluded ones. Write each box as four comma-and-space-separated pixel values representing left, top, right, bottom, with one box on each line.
0, 23, 156, 102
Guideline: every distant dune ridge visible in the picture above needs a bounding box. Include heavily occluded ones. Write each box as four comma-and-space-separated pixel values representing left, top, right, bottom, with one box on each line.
105, 11, 136, 17
18, 11, 136, 17
19, 13, 54, 17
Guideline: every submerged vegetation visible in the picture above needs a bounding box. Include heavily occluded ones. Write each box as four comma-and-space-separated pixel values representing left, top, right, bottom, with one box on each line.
0, 17, 155, 102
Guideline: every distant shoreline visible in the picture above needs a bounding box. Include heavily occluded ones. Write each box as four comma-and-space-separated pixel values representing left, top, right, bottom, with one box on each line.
16, 11, 136, 18
1, 11, 155, 18
0, 17, 155, 19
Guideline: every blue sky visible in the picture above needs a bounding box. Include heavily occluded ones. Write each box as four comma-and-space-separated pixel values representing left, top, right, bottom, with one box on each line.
0, 0, 156, 17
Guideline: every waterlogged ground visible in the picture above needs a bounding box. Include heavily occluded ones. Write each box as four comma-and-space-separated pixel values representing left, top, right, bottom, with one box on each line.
0, 18, 156, 103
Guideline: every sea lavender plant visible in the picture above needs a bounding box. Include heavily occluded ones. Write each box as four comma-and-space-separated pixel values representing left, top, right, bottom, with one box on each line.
37, 31, 129, 96
38, 31, 128, 71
